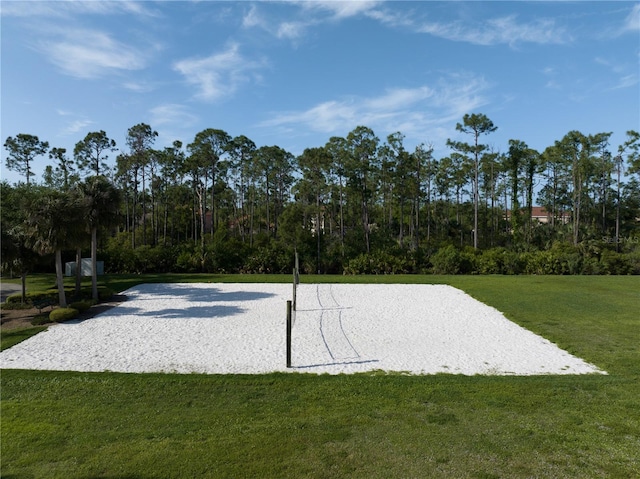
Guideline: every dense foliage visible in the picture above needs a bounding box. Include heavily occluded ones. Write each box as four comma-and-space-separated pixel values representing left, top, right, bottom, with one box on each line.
3, 118, 639, 278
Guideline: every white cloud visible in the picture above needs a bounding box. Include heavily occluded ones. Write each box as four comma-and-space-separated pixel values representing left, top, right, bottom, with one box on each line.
53, 109, 93, 136
122, 81, 156, 93
243, 1, 383, 41
364, 87, 434, 111
242, 5, 264, 29
623, 4, 640, 32
150, 104, 198, 127
297, 1, 383, 20
63, 120, 94, 135
38, 29, 147, 79
611, 74, 638, 90
242, 4, 310, 40
1, 1, 159, 18
595, 57, 638, 90
173, 43, 266, 102
418, 15, 570, 46
277, 21, 307, 40
260, 75, 489, 143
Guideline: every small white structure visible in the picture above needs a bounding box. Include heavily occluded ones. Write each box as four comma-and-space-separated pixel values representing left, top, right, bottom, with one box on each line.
65, 259, 104, 277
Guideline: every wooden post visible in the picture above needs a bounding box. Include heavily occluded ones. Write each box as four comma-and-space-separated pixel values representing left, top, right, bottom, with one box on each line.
286, 300, 292, 368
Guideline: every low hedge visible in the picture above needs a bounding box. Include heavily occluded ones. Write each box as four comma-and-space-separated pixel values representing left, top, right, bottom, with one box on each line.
31, 314, 54, 326
5, 292, 57, 305
49, 307, 79, 322
68, 300, 95, 313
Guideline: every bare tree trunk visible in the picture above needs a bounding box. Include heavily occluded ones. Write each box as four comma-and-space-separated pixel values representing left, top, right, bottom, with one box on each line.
91, 227, 98, 301
75, 247, 82, 299
339, 176, 345, 257
21, 273, 27, 304
615, 161, 621, 252
196, 186, 205, 271
55, 249, 67, 307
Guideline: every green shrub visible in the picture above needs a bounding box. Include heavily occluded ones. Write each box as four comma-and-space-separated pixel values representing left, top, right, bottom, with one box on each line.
626, 251, 640, 274
204, 234, 249, 273
551, 242, 583, 274
31, 314, 53, 326
176, 242, 201, 273
49, 307, 79, 322
343, 250, 411, 275
431, 245, 463, 274
6, 292, 53, 305
459, 247, 478, 274
477, 247, 525, 275
582, 256, 604, 275
600, 249, 633, 275
476, 248, 506, 274
3, 294, 32, 309
98, 286, 114, 301
68, 300, 93, 313
244, 242, 292, 274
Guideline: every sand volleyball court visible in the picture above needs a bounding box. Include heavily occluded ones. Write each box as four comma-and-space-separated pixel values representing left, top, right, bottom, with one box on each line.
0, 283, 605, 376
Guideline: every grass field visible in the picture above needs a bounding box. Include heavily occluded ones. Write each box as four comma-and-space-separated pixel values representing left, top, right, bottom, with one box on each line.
1, 274, 639, 478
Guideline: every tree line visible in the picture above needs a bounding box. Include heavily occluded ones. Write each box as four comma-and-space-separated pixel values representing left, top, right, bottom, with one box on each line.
3, 114, 640, 290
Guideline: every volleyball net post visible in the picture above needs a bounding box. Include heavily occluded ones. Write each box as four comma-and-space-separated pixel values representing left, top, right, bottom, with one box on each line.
287, 251, 300, 368
292, 250, 299, 311
286, 300, 293, 368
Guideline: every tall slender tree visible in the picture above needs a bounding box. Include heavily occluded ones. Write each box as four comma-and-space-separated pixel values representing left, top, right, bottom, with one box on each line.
415, 143, 435, 245
45, 147, 79, 189
228, 135, 257, 241
556, 131, 591, 245
345, 126, 379, 253
79, 176, 122, 300
447, 113, 497, 249
522, 146, 541, 244
126, 123, 158, 247
616, 130, 640, 249
157, 141, 186, 244
325, 136, 349, 255
46, 146, 86, 294
590, 132, 613, 235
4, 134, 49, 186
0, 182, 41, 302
298, 147, 332, 272
188, 129, 231, 236
74, 130, 117, 177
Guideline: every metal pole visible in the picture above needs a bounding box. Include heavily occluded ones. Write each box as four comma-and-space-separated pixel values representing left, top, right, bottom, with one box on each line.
292, 268, 297, 311
286, 300, 292, 368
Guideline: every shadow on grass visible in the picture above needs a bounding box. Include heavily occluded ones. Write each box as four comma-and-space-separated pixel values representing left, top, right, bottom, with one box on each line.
293, 359, 380, 369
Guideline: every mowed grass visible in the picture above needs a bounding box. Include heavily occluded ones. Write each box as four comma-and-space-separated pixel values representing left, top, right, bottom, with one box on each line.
1, 275, 639, 478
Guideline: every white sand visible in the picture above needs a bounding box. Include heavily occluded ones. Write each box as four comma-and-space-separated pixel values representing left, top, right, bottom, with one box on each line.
0, 283, 605, 376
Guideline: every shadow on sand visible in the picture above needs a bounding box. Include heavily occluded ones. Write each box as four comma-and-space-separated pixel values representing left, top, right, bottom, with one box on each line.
89, 284, 278, 320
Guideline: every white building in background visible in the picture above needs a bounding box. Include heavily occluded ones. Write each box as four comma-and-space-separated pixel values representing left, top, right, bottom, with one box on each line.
65, 259, 104, 277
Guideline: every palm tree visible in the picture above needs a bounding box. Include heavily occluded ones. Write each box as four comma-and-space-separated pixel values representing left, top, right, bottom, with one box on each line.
25, 190, 85, 307
79, 176, 122, 301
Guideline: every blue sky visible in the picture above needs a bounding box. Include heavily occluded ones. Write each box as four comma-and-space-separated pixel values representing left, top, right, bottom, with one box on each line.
1, 1, 639, 184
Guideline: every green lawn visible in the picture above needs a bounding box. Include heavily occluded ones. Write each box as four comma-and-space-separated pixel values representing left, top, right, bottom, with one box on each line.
2, 275, 639, 478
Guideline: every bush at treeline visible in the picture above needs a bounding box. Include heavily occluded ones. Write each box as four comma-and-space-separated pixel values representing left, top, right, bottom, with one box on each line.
98, 235, 640, 275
